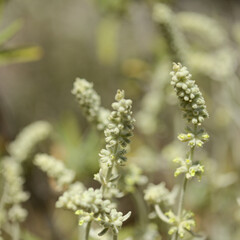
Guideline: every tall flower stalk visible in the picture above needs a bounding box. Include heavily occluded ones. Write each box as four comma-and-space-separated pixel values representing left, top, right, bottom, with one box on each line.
144, 62, 209, 239
170, 62, 209, 239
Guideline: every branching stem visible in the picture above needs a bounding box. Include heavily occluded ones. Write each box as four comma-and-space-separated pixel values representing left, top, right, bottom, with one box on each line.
155, 205, 170, 224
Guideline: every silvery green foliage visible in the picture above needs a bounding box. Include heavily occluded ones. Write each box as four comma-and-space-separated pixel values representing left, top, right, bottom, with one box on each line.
144, 183, 177, 206
153, 3, 187, 63
34, 154, 75, 191
8, 121, 52, 162
170, 62, 209, 125
95, 90, 135, 198
72, 78, 110, 130
1, 157, 29, 223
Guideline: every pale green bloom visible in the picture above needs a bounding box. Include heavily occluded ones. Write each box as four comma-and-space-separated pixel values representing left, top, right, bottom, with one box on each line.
72, 78, 110, 130
166, 210, 195, 238
34, 154, 75, 191
173, 157, 204, 180
1, 157, 29, 223
56, 182, 85, 211
144, 182, 177, 206
99, 209, 131, 235
8, 121, 52, 162
2, 157, 29, 205
170, 62, 209, 124
96, 90, 135, 198
8, 204, 28, 222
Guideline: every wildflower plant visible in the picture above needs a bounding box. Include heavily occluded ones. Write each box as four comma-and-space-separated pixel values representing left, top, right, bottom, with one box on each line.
49, 81, 135, 240
0, 121, 52, 240
144, 62, 209, 239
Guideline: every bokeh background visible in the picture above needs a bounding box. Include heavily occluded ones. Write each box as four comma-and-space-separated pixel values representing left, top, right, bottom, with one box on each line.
1, 0, 240, 239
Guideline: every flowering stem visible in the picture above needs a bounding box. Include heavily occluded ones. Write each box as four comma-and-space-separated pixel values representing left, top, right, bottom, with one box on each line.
113, 233, 118, 240
12, 223, 20, 240
85, 221, 92, 240
177, 177, 188, 218
154, 205, 170, 224
102, 135, 120, 198
172, 136, 196, 240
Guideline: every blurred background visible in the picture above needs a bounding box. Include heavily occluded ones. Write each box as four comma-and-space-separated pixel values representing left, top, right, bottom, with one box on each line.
1, 0, 240, 239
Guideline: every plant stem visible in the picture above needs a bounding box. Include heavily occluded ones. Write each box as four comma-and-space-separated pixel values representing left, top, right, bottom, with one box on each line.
172, 135, 196, 240
12, 223, 20, 240
85, 221, 92, 240
113, 233, 118, 240
132, 188, 148, 230
155, 205, 170, 224
177, 177, 188, 218
102, 140, 119, 197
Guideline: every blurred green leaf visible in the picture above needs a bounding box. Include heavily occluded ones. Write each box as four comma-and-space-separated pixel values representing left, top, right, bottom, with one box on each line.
0, 19, 23, 46
0, 46, 43, 65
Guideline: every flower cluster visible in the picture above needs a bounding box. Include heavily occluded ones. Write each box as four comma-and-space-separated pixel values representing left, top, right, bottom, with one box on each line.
98, 209, 131, 236
144, 183, 177, 206
56, 182, 85, 210
72, 78, 110, 130
170, 62, 209, 125
8, 121, 52, 162
1, 157, 29, 223
34, 154, 75, 191
166, 210, 195, 238
173, 157, 204, 180
96, 90, 135, 197
72, 188, 130, 235
178, 130, 209, 148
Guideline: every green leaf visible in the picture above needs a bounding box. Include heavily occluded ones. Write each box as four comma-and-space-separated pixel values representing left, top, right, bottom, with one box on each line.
0, 19, 23, 46
98, 227, 109, 236
0, 46, 43, 65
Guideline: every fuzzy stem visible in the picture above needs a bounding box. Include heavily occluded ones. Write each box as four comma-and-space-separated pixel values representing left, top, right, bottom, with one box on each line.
133, 188, 148, 231
12, 223, 20, 240
85, 221, 92, 240
154, 205, 170, 224
172, 128, 197, 240
102, 136, 119, 197
177, 177, 188, 218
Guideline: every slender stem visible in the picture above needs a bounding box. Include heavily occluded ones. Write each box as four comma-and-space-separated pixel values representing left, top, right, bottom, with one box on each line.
171, 232, 178, 240
85, 221, 92, 240
12, 223, 20, 240
102, 141, 119, 197
172, 126, 197, 240
78, 217, 84, 240
133, 188, 148, 231
154, 205, 170, 224
177, 177, 188, 218
113, 233, 118, 240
